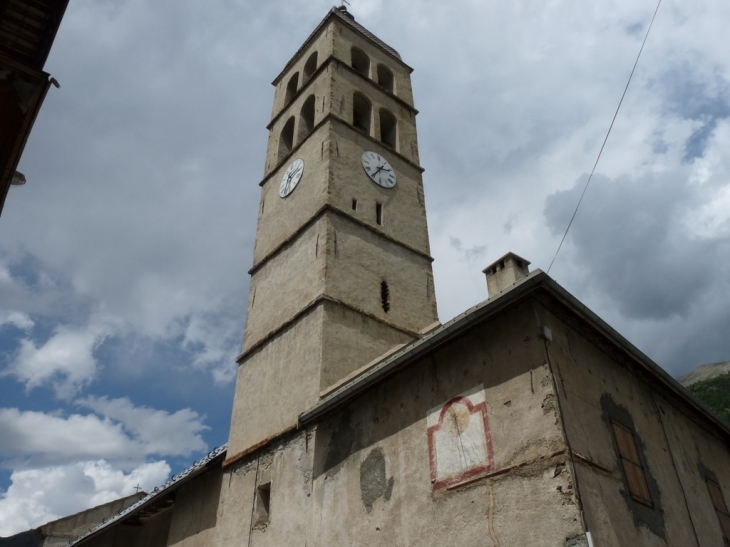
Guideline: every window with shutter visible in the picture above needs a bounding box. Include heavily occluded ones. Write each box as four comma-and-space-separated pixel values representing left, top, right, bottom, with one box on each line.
611, 420, 653, 506
706, 478, 730, 545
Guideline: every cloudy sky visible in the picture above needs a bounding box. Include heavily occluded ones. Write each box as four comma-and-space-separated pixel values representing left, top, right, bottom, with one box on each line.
1, 0, 729, 534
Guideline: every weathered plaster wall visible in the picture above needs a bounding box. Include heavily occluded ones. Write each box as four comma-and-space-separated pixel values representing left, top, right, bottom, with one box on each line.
535, 297, 730, 546
229, 305, 324, 456
325, 214, 437, 333
656, 398, 730, 546
83, 510, 172, 547
166, 467, 223, 547
220, 299, 585, 546
320, 300, 414, 390
245, 215, 327, 351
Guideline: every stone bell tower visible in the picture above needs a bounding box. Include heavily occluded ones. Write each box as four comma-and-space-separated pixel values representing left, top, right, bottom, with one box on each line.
227, 7, 438, 459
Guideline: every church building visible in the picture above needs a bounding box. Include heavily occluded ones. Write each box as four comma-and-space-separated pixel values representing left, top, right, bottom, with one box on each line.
66, 7, 730, 547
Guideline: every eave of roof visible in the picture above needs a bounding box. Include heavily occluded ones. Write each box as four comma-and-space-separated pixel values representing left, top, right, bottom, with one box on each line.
0, 58, 51, 216
299, 270, 730, 440
66, 445, 227, 547
0, 0, 70, 69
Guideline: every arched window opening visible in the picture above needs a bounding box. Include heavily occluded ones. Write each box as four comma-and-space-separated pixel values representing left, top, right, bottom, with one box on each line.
284, 73, 299, 105
303, 52, 318, 82
377, 64, 394, 93
351, 47, 370, 77
278, 116, 295, 161
297, 95, 316, 141
353, 93, 372, 135
379, 108, 397, 149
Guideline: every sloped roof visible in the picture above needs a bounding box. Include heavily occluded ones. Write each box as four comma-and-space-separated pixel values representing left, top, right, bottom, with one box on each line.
331, 7, 400, 60
300, 269, 730, 439
66, 445, 227, 546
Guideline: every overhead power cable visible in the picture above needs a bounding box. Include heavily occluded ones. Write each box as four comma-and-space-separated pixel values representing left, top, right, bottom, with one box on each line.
547, 0, 663, 274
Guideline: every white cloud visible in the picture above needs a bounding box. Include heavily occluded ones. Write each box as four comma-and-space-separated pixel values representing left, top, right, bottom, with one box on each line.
5, 324, 109, 399
0, 460, 170, 536
0, 310, 34, 330
3, 0, 730, 536
0, 399, 208, 467
77, 396, 209, 457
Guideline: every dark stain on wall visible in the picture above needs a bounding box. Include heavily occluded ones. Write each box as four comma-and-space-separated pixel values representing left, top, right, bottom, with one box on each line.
323, 408, 357, 474
601, 394, 665, 539
360, 447, 394, 512
697, 460, 719, 484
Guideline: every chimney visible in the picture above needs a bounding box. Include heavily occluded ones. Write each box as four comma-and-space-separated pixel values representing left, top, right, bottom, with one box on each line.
483, 252, 531, 297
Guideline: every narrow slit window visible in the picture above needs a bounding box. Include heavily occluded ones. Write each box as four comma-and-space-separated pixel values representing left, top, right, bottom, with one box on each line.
380, 281, 390, 313
352, 199, 358, 211
375, 202, 383, 225
706, 478, 730, 544
611, 420, 652, 507
254, 482, 271, 526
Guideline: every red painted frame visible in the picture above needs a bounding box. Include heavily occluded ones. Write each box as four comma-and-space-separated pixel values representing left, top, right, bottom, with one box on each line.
427, 395, 495, 490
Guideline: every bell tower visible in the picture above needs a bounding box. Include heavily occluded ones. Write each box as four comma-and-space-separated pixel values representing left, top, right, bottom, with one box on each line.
227, 7, 438, 458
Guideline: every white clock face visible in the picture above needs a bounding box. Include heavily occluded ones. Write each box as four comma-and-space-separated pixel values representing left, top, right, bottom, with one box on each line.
279, 159, 304, 198
362, 151, 396, 188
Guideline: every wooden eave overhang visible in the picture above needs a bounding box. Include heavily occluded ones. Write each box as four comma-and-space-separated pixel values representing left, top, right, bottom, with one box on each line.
0, 0, 69, 215
0, 54, 51, 215
0, 0, 69, 69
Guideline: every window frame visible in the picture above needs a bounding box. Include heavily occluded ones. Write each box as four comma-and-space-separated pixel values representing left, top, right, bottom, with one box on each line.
706, 477, 730, 545
610, 419, 653, 507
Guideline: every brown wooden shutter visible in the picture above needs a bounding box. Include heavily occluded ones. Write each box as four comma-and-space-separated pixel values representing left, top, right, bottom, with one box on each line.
706, 478, 730, 543
611, 420, 652, 506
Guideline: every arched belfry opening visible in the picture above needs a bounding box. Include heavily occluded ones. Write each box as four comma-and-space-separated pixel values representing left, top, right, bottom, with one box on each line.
377, 64, 394, 93
353, 92, 372, 135
380, 108, 397, 149
298, 95, 316, 141
279, 116, 295, 161
285, 73, 299, 105
351, 47, 370, 77
303, 52, 318, 82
